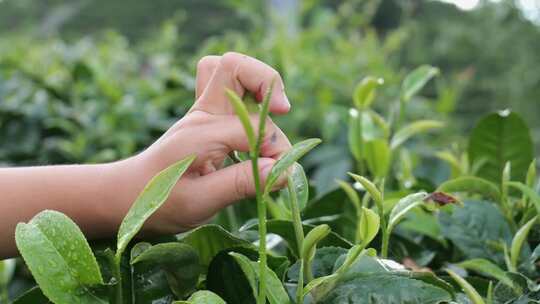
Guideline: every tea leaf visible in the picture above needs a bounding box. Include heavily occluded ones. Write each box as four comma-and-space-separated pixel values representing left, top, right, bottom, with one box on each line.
469, 111, 534, 184
435, 151, 464, 177
348, 108, 363, 162
243, 220, 352, 258
390, 120, 444, 149
387, 192, 428, 234
364, 139, 391, 178
336, 179, 361, 211
131, 242, 200, 299
228, 252, 257, 297
439, 200, 513, 265
0, 258, 15, 290
179, 224, 287, 270
173, 290, 226, 304
10, 287, 50, 304
507, 181, 540, 214
456, 259, 514, 288
302, 273, 338, 297
229, 252, 291, 304
321, 272, 451, 303
353, 76, 384, 109
226, 89, 256, 151
526, 158, 537, 187
15, 211, 106, 304
286, 163, 309, 211
348, 173, 383, 208
264, 138, 322, 194
445, 268, 485, 304
116, 155, 196, 259
437, 176, 501, 201
302, 224, 331, 262
358, 207, 380, 246
510, 216, 537, 271
401, 65, 439, 102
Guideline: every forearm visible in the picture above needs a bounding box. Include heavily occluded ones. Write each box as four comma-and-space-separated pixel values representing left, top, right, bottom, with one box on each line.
0, 158, 142, 258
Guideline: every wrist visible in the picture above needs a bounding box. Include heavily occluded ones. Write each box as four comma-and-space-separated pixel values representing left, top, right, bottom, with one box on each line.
97, 154, 152, 235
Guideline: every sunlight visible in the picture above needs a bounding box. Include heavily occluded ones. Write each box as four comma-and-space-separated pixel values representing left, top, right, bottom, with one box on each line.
438, 0, 480, 10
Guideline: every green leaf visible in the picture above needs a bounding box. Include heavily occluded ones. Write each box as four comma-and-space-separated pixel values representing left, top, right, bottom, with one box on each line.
387, 192, 428, 234
302, 224, 331, 262
456, 259, 514, 288
11, 287, 51, 304
321, 273, 452, 303
226, 89, 256, 151
179, 224, 288, 270
526, 158, 537, 187
390, 120, 444, 149
287, 247, 348, 282
364, 139, 391, 178
131, 242, 200, 299
15, 211, 106, 304
357, 207, 380, 247
229, 252, 291, 304
348, 174, 383, 208
399, 208, 446, 244
445, 268, 485, 304
348, 108, 363, 162
435, 151, 464, 177
243, 220, 352, 258
510, 216, 537, 271
173, 290, 226, 304
312, 249, 453, 303
305, 246, 370, 301
228, 252, 257, 297
401, 65, 440, 102
506, 181, 540, 214
284, 163, 309, 211
437, 176, 501, 201
0, 258, 15, 290
336, 179, 361, 211
205, 248, 259, 303
256, 79, 274, 151
468, 111, 534, 184
439, 200, 513, 266
116, 155, 195, 259
264, 138, 321, 193
353, 76, 384, 109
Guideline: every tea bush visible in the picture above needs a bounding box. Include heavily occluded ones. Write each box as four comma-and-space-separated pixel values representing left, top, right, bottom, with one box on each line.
2, 67, 539, 304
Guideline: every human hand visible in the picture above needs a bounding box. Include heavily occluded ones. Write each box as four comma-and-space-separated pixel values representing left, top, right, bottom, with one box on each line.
105, 52, 292, 235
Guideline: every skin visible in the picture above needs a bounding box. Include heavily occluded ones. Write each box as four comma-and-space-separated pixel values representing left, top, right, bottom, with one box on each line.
0, 52, 292, 259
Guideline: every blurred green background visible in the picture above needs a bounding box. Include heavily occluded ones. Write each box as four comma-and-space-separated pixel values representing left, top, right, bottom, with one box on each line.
2, 0, 539, 192
1, 0, 539, 299
1, 0, 538, 168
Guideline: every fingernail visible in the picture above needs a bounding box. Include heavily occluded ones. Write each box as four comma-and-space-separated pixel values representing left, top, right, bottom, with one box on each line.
270, 88, 290, 111
283, 94, 291, 110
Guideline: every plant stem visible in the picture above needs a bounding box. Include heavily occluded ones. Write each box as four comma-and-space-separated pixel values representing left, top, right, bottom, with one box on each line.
252, 154, 267, 304
297, 260, 305, 304
381, 228, 390, 258
287, 177, 306, 303
357, 109, 365, 176
113, 255, 123, 304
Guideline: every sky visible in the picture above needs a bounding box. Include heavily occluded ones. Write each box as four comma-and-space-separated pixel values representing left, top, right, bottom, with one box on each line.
439, 0, 540, 22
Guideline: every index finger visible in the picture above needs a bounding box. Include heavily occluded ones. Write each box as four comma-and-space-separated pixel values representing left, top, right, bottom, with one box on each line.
190, 52, 291, 115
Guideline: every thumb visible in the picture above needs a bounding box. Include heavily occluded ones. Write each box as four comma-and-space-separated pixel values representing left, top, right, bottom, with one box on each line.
191, 157, 282, 215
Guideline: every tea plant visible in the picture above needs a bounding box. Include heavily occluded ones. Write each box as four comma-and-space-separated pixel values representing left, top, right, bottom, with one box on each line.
5, 66, 540, 304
